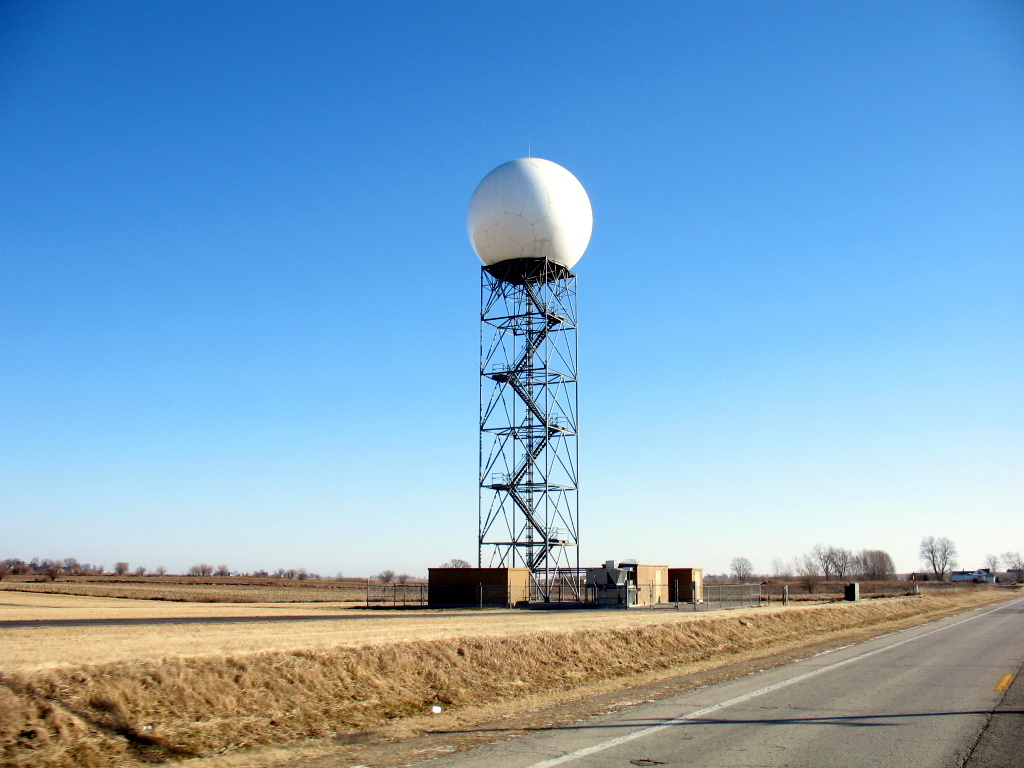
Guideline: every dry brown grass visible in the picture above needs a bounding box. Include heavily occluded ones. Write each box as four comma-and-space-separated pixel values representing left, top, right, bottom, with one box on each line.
1, 589, 1016, 768
0, 590, 362, 630
0, 592, 791, 670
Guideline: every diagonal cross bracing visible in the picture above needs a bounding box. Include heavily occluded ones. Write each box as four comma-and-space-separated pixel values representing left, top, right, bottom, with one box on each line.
478, 259, 579, 596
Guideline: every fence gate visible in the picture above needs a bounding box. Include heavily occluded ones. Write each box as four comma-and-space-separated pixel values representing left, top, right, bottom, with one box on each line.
365, 583, 428, 606
701, 583, 762, 609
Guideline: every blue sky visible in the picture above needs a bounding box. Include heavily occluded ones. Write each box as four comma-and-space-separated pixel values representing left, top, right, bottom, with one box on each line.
2, 1, 1021, 577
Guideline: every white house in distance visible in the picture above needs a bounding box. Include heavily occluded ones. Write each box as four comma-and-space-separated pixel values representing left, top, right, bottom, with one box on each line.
950, 568, 996, 583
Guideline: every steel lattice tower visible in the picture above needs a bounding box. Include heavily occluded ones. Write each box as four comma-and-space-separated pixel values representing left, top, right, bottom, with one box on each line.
479, 258, 579, 590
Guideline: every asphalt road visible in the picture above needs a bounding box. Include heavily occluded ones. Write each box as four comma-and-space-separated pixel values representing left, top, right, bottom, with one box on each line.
421, 598, 1024, 768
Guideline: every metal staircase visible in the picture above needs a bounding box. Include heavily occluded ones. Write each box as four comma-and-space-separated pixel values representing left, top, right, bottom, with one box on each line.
478, 258, 579, 596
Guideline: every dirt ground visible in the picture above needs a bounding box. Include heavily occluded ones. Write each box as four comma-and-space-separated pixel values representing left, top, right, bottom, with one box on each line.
0, 576, 370, 603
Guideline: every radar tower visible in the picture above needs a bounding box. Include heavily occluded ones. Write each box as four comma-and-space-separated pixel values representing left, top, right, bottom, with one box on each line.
467, 158, 592, 599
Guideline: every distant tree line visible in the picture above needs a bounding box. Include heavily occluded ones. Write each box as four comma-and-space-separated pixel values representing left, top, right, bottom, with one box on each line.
0, 558, 112, 580
6, 548, 1019, 586
373, 569, 413, 585
0, 558, 340, 582
186, 565, 334, 580
757, 545, 897, 588
730, 545, 899, 592
368, 558, 472, 585
734, 539, 1024, 588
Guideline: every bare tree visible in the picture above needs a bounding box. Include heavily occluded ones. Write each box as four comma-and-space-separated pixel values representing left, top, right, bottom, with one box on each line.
396, 573, 411, 585
155, 565, 167, 576
134, 565, 147, 576
812, 545, 835, 580
730, 557, 754, 583
4, 559, 29, 575
797, 553, 820, 594
875, 550, 896, 580
851, 550, 866, 578
919, 536, 958, 581
832, 547, 853, 579
188, 563, 214, 576
983, 554, 1000, 574
42, 559, 63, 581
770, 558, 791, 578
440, 559, 472, 568
812, 545, 852, 580
215, 564, 230, 577
63, 557, 82, 576
1002, 551, 1023, 583
0, 563, 11, 581
852, 549, 896, 580
377, 569, 396, 585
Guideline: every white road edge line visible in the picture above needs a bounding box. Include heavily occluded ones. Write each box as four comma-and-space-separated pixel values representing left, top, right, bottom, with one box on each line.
524, 598, 1021, 768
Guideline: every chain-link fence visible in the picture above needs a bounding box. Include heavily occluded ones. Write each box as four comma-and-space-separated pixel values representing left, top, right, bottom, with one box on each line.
365, 583, 427, 606
611, 582, 763, 610
366, 580, 762, 609
699, 583, 762, 609
529, 578, 591, 604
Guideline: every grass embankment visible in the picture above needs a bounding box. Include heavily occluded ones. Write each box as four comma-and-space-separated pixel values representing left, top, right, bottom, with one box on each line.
0, 590, 1015, 768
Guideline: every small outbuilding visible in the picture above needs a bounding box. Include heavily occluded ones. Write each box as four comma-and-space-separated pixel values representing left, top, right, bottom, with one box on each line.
427, 567, 531, 607
617, 563, 669, 605
667, 567, 705, 602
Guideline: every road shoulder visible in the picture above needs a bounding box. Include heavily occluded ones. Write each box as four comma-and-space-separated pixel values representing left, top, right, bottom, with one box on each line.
965, 662, 1024, 768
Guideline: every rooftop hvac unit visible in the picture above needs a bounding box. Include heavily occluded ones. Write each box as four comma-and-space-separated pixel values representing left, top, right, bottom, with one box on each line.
585, 561, 636, 608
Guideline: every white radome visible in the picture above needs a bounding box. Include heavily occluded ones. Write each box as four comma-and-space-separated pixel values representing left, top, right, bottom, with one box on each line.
467, 157, 592, 269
